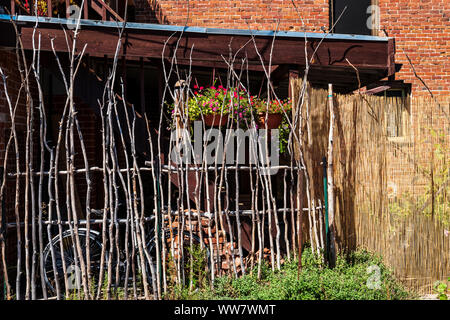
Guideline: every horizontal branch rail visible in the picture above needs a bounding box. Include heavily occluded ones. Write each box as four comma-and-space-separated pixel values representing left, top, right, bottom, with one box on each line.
5, 206, 324, 229
5, 164, 305, 178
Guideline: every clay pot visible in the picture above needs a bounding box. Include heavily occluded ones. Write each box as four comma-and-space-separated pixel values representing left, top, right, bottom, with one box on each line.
203, 114, 228, 127
258, 113, 283, 129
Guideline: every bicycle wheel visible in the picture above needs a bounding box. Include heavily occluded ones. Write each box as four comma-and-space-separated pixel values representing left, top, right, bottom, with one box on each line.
145, 229, 211, 290
43, 229, 106, 296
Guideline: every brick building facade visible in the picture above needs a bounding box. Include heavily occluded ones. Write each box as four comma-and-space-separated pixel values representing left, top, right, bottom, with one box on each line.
134, 0, 450, 98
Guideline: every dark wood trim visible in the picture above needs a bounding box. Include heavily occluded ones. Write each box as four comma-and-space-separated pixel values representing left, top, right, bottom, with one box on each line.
12, 26, 392, 70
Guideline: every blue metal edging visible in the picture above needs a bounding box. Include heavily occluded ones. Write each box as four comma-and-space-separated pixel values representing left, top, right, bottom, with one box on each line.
0, 14, 391, 42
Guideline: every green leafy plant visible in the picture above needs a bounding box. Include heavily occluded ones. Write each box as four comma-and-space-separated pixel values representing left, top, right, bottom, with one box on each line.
278, 117, 290, 155
176, 246, 413, 300
254, 98, 292, 115
162, 243, 209, 300
433, 279, 448, 300
169, 85, 292, 128
173, 85, 254, 121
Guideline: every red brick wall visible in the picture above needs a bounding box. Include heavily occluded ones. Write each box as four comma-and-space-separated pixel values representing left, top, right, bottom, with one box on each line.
135, 0, 449, 97
377, 0, 450, 97
136, 0, 330, 32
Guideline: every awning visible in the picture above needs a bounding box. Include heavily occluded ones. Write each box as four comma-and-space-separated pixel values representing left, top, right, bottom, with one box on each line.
0, 14, 397, 92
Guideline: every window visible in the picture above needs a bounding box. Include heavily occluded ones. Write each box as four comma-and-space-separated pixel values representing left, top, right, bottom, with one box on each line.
331, 0, 377, 35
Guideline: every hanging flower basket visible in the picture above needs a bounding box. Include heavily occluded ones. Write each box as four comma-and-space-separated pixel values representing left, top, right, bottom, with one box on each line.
255, 98, 291, 129
169, 85, 250, 128
258, 113, 283, 130
203, 114, 229, 127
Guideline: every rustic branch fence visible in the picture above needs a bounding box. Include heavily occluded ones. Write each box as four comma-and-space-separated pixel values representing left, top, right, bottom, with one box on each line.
0, 15, 331, 300
0, 10, 448, 301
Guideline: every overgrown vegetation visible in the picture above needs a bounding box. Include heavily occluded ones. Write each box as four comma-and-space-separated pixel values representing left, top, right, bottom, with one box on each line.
433, 279, 449, 300
162, 243, 210, 300
170, 247, 413, 300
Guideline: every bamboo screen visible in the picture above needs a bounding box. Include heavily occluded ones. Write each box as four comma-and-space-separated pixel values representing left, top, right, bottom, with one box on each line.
303, 85, 449, 294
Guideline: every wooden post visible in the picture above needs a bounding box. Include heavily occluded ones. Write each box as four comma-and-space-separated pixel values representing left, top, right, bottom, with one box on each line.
288, 68, 303, 272
65, 0, 70, 18
289, 68, 301, 162
173, 80, 186, 138
289, 69, 299, 103
47, 0, 52, 17
83, 0, 88, 20
327, 83, 336, 268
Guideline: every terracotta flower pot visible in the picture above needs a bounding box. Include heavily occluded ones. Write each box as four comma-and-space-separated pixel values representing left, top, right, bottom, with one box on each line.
258, 113, 283, 129
203, 114, 228, 127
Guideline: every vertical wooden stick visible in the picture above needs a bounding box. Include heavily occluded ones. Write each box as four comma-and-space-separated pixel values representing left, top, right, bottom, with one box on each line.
327, 84, 336, 268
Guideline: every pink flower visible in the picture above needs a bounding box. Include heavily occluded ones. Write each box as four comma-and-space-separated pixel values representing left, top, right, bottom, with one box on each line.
200, 86, 204, 90
211, 86, 216, 90
218, 85, 223, 89
239, 112, 243, 118
194, 91, 198, 95
194, 85, 198, 89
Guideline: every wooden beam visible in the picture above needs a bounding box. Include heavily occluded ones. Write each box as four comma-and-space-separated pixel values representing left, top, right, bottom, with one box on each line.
387, 38, 396, 77
13, 26, 392, 71
0, 20, 396, 91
